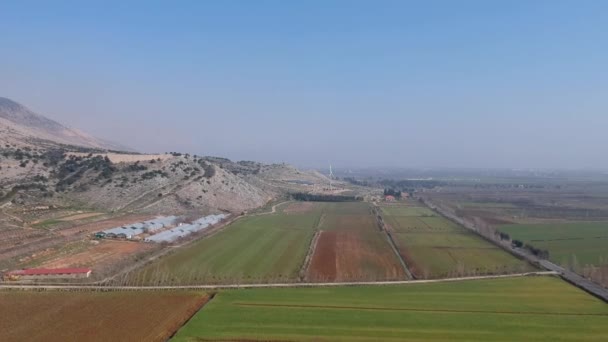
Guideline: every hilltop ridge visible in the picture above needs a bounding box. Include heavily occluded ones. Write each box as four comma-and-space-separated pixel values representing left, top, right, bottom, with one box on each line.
0, 97, 130, 151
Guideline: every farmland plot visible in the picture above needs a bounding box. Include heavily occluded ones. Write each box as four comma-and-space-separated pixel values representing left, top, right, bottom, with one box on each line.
500, 221, 608, 267
0, 290, 208, 342
382, 204, 532, 278
172, 276, 608, 342
132, 205, 324, 284
306, 202, 406, 282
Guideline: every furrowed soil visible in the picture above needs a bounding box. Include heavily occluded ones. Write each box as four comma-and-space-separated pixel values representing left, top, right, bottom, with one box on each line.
171, 276, 608, 341
57, 212, 103, 221
306, 202, 405, 282
308, 231, 337, 280
0, 291, 208, 342
38, 240, 154, 269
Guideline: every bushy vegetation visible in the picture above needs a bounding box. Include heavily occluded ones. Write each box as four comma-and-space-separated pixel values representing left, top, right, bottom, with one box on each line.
291, 192, 362, 202
55, 155, 116, 191
125, 161, 148, 172
383, 188, 402, 198
141, 170, 169, 180
343, 177, 370, 186
200, 162, 216, 178
379, 179, 445, 190
497, 231, 510, 241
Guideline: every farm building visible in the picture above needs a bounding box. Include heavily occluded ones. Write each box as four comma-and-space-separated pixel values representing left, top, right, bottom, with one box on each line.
144, 214, 229, 243
98, 216, 178, 239
142, 216, 178, 232
144, 228, 191, 243
4, 268, 92, 281
193, 214, 228, 226
102, 225, 146, 239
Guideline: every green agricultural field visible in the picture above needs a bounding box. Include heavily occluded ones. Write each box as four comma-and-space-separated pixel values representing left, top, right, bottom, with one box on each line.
382, 204, 533, 278
131, 204, 324, 284
461, 201, 518, 208
381, 205, 437, 217
317, 201, 376, 231
172, 276, 608, 341
500, 222, 608, 267
32, 218, 62, 229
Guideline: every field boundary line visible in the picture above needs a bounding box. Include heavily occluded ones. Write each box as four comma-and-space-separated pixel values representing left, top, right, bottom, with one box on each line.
233, 302, 608, 316
0, 271, 559, 291
372, 203, 415, 280
420, 197, 608, 303
299, 208, 326, 281
167, 293, 216, 341
300, 230, 321, 281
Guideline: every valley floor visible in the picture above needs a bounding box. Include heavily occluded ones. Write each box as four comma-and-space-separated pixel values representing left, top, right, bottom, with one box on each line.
172, 276, 608, 341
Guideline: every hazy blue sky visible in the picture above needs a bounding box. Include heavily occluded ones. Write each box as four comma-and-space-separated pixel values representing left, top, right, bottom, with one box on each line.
1, 1, 607, 169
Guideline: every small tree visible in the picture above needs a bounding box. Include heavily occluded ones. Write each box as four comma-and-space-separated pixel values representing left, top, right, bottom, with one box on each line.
512, 239, 523, 248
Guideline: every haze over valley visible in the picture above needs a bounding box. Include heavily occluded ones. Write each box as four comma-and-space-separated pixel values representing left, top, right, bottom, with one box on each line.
1, 2, 608, 341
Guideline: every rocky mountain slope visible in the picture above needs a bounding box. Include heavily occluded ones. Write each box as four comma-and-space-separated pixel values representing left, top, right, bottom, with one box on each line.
0, 97, 130, 151
0, 97, 331, 220
0, 148, 330, 216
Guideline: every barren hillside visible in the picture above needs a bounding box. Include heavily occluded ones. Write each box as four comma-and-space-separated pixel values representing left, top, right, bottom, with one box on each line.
0, 97, 130, 151
0, 97, 331, 214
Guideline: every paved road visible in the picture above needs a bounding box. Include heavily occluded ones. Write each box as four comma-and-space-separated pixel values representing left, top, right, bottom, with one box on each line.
421, 197, 608, 303
539, 260, 608, 302
0, 271, 557, 291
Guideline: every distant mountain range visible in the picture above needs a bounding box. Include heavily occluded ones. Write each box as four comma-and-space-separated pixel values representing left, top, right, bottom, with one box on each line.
0, 97, 131, 151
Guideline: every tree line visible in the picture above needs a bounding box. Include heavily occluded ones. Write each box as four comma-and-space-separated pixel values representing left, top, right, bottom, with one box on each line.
291, 192, 362, 202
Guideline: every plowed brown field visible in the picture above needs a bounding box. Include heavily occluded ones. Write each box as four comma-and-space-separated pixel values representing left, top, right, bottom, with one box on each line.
306, 202, 405, 282
307, 231, 338, 280
308, 230, 405, 282
39, 240, 154, 269
0, 291, 209, 342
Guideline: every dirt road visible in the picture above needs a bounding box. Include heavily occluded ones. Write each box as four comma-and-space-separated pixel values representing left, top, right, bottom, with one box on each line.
250, 201, 290, 216
0, 271, 558, 291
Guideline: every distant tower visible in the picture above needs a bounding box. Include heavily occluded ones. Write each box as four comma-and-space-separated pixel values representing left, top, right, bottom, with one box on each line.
328, 163, 334, 191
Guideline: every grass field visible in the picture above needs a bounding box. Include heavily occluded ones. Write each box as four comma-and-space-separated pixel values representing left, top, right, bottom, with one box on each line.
172, 276, 608, 341
382, 204, 532, 278
0, 290, 208, 342
306, 202, 406, 282
132, 203, 323, 284
461, 201, 518, 208
132, 201, 404, 284
500, 221, 608, 267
